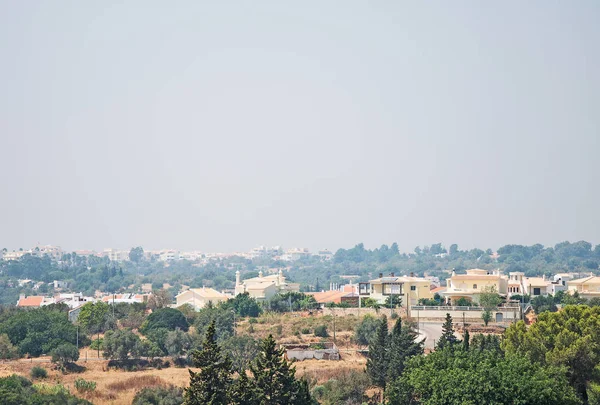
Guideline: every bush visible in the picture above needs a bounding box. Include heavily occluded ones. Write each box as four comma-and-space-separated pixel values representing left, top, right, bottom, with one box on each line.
248, 318, 258, 324
275, 324, 283, 335
301, 328, 310, 334
50, 343, 80, 369
89, 338, 103, 351
74, 378, 96, 393
390, 312, 399, 319
314, 325, 329, 338
132, 386, 184, 405
30, 366, 47, 380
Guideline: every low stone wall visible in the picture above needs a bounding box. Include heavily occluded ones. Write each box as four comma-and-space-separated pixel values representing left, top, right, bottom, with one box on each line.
283, 342, 340, 361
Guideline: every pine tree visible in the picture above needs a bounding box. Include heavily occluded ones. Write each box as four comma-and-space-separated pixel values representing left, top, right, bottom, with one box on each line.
462, 329, 470, 351
184, 320, 232, 405
367, 315, 389, 392
297, 378, 318, 405
436, 313, 459, 350
387, 318, 424, 382
250, 334, 302, 405
230, 372, 259, 405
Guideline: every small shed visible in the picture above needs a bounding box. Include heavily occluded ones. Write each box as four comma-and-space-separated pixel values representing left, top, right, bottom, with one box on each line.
282, 342, 340, 361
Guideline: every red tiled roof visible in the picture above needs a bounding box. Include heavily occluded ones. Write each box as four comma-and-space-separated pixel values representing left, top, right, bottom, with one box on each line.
17, 296, 44, 307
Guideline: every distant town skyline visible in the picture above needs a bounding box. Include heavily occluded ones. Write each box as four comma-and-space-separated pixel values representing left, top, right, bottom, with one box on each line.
1, 2, 598, 254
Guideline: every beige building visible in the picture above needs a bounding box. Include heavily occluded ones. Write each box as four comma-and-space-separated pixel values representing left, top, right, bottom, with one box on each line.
567, 276, 600, 299
175, 287, 229, 310
442, 269, 508, 304
359, 274, 433, 306
234, 269, 300, 301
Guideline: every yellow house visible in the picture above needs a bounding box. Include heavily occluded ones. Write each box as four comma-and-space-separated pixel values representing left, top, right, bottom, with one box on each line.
363, 274, 432, 306
567, 276, 600, 299
234, 269, 300, 301
175, 287, 229, 310
442, 269, 508, 304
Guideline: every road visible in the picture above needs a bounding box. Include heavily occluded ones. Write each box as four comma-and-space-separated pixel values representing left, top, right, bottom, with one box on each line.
416, 322, 462, 349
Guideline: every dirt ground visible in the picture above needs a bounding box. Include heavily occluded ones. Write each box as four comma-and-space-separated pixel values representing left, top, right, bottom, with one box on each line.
0, 312, 369, 405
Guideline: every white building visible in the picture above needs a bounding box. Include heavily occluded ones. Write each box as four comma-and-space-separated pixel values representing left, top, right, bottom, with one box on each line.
234, 269, 300, 301
159, 250, 180, 262
175, 287, 229, 310
280, 248, 310, 262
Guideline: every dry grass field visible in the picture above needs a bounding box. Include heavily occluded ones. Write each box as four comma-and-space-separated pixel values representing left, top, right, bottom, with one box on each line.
0, 313, 370, 404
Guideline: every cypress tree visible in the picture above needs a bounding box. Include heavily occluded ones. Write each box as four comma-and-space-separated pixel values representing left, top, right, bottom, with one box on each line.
388, 318, 424, 382
367, 315, 389, 392
250, 334, 302, 405
230, 372, 259, 405
436, 313, 459, 350
184, 320, 232, 405
462, 329, 470, 351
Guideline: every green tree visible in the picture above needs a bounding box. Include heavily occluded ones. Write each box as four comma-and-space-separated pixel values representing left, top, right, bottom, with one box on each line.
229, 372, 258, 405
193, 305, 234, 342
221, 335, 259, 372
50, 343, 79, 368
387, 318, 424, 382
502, 307, 600, 400
132, 386, 184, 405
221, 292, 262, 317
353, 314, 380, 346
462, 329, 470, 351
103, 329, 140, 361
185, 321, 233, 405
387, 348, 581, 405
141, 308, 189, 334
531, 295, 558, 313
129, 246, 144, 263
77, 302, 111, 333
0, 334, 18, 359
436, 313, 458, 350
250, 334, 304, 405
479, 286, 502, 326
165, 328, 192, 360
366, 315, 389, 392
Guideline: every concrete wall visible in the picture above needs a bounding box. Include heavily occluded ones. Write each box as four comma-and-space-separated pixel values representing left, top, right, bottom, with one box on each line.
409, 306, 521, 323
322, 307, 406, 318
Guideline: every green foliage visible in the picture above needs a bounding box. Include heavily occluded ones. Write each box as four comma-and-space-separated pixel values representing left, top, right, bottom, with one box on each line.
267, 292, 318, 312
531, 294, 558, 313
221, 293, 262, 317
77, 302, 111, 333
193, 306, 234, 342
103, 329, 140, 361
353, 314, 379, 346
479, 285, 502, 309
387, 348, 581, 405
30, 366, 47, 380
502, 306, 600, 399
89, 338, 103, 351
436, 313, 458, 350
250, 334, 304, 404
165, 328, 192, 360
384, 295, 403, 308
367, 315, 389, 391
74, 378, 96, 393
481, 310, 492, 326
454, 297, 473, 306
0, 333, 19, 359
0, 374, 92, 405
388, 318, 424, 382
312, 370, 370, 405
185, 321, 232, 405
129, 247, 145, 263
51, 343, 79, 368
0, 308, 81, 357
221, 335, 259, 372
313, 325, 328, 338
141, 308, 189, 335
133, 386, 184, 405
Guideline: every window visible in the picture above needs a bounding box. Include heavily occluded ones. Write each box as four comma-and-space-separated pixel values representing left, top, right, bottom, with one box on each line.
410, 286, 416, 291
473, 284, 477, 289
533, 287, 541, 296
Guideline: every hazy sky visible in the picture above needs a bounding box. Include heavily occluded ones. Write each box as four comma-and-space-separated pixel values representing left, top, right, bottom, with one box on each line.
1, 1, 599, 253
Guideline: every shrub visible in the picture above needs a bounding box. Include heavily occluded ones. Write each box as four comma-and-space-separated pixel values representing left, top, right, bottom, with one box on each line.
74, 378, 96, 393
89, 338, 103, 351
390, 312, 399, 319
301, 328, 310, 334
132, 386, 184, 405
314, 325, 329, 338
275, 324, 283, 335
30, 366, 47, 380
248, 318, 258, 324
50, 343, 80, 369
248, 324, 255, 333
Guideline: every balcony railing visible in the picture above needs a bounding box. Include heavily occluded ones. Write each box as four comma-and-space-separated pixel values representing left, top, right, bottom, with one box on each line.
411, 305, 521, 312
